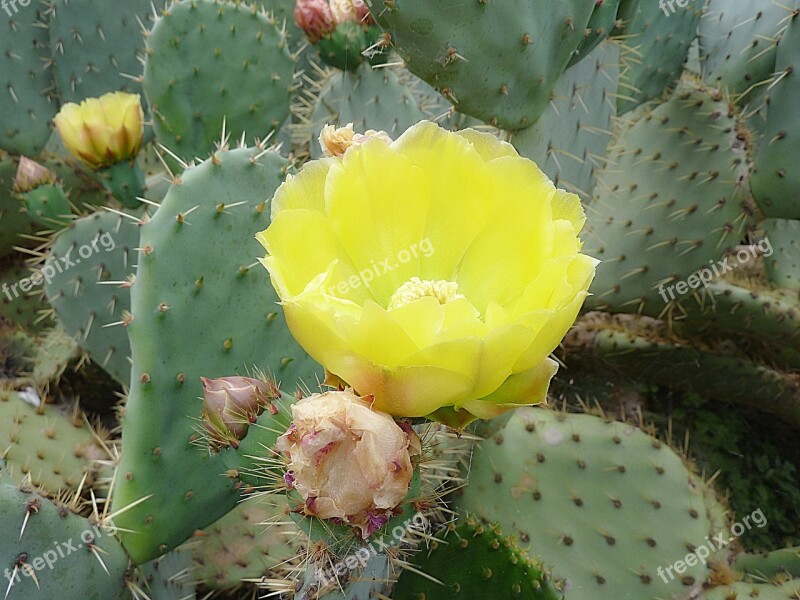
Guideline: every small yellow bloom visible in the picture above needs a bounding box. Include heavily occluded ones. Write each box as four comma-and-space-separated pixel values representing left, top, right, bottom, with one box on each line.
53, 92, 144, 170
257, 121, 598, 427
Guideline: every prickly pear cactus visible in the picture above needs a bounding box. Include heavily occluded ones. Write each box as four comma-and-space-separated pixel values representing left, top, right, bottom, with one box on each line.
454, 409, 725, 599
143, 0, 295, 163
372, 0, 598, 129
0, 480, 130, 600
111, 145, 321, 563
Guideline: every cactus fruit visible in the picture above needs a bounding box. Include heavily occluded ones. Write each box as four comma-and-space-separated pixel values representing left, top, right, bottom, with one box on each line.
454, 409, 725, 600
143, 0, 295, 164
44, 210, 140, 385
111, 145, 321, 563
0, 481, 130, 599
0, 392, 107, 493
393, 515, 563, 600
584, 79, 752, 315
372, 0, 598, 130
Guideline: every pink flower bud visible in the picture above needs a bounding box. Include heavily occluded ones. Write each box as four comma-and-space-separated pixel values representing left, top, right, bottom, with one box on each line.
294, 0, 336, 43
201, 376, 279, 448
14, 157, 56, 193
276, 389, 420, 538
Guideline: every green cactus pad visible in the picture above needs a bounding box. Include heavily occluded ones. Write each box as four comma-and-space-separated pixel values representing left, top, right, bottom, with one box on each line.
0, 154, 36, 259
454, 409, 724, 600
143, 0, 295, 164
0, 392, 104, 493
138, 547, 196, 600
110, 145, 321, 563
734, 547, 800, 580
191, 495, 297, 589
48, 0, 152, 103
372, 0, 597, 130
0, 260, 47, 332
44, 210, 139, 384
22, 184, 71, 228
304, 63, 428, 159
700, 0, 794, 110
0, 1, 57, 155
762, 219, 800, 290
393, 515, 562, 600
0, 482, 130, 599
584, 79, 751, 315
511, 40, 619, 202
568, 0, 622, 67
704, 579, 800, 599
616, 0, 701, 113
751, 15, 800, 219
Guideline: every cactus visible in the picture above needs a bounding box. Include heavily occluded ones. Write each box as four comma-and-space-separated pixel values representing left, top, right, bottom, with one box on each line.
510, 40, 619, 202
615, 0, 701, 113
705, 579, 800, 599
143, 0, 295, 164
44, 210, 140, 384
111, 145, 321, 563
393, 515, 563, 600
568, 0, 622, 68
762, 218, 800, 290
372, 0, 598, 130
0, 154, 36, 259
137, 547, 196, 600
0, 1, 56, 155
301, 63, 428, 159
0, 392, 107, 493
21, 184, 72, 228
454, 409, 726, 600
190, 495, 297, 590
0, 480, 130, 600
733, 547, 800, 580
751, 13, 800, 219
48, 0, 153, 104
584, 78, 752, 315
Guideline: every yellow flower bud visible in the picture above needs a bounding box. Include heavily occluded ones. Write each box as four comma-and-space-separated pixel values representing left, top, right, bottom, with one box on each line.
53, 92, 144, 170
258, 121, 598, 428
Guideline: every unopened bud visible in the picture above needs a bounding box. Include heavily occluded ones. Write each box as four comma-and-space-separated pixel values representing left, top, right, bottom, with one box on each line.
319, 123, 392, 158
14, 157, 56, 193
201, 376, 279, 449
330, 0, 374, 25
294, 0, 336, 43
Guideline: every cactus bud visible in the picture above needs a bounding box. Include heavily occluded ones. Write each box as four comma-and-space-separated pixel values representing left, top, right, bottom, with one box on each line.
276, 389, 420, 538
329, 0, 374, 25
319, 123, 392, 157
201, 376, 279, 449
294, 0, 336, 43
53, 92, 144, 170
14, 158, 57, 193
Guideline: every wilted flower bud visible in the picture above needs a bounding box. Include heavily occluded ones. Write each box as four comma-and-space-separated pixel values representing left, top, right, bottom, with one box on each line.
294, 0, 336, 43
319, 123, 392, 157
14, 157, 56, 193
201, 376, 279, 448
329, 0, 373, 25
276, 389, 421, 538
53, 92, 144, 170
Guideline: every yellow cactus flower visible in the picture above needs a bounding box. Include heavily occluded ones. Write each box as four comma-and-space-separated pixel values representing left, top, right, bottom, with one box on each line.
257, 121, 598, 428
53, 92, 143, 170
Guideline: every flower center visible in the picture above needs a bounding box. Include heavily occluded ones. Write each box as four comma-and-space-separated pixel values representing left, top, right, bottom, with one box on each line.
388, 277, 464, 309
